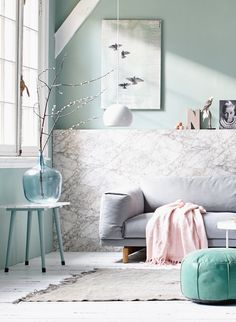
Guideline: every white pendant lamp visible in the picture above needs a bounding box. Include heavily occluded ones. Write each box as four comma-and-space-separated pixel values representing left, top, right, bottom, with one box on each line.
103, 0, 133, 127
103, 103, 133, 126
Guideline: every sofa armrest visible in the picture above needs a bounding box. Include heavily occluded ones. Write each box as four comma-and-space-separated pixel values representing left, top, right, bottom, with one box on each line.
99, 185, 144, 240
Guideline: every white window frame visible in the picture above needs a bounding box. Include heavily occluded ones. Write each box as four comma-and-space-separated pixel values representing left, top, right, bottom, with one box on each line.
0, 0, 49, 167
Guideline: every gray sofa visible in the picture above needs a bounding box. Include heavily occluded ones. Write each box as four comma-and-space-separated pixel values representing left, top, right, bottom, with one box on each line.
99, 176, 236, 262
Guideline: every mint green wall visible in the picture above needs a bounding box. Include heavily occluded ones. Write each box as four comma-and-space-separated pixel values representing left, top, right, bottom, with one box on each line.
0, 0, 55, 270
55, 0, 236, 130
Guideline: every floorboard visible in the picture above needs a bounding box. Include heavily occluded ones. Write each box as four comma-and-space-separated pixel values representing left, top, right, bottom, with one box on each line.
0, 251, 235, 321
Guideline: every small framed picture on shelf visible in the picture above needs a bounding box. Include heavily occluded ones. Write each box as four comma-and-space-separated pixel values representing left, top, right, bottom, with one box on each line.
219, 100, 236, 129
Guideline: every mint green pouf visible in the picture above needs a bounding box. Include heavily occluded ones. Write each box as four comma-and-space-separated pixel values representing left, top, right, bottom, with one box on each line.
181, 248, 236, 303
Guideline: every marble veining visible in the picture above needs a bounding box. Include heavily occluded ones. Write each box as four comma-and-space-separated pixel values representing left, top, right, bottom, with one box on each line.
53, 129, 236, 251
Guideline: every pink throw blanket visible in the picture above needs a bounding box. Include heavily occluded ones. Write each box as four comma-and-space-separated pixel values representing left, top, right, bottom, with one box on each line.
146, 200, 208, 264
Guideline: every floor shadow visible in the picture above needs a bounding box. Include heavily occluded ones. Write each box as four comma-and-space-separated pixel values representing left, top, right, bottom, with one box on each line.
115, 248, 146, 263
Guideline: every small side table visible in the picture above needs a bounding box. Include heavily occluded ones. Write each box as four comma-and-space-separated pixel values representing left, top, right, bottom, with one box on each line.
1, 202, 69, 273
217, 220, 236, 248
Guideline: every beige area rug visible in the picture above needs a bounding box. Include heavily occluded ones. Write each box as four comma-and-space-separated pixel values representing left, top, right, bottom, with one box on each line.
17, 268, 186, 302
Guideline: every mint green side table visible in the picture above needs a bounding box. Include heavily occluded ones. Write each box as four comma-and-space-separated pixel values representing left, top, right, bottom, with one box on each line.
1, 202, 69, 273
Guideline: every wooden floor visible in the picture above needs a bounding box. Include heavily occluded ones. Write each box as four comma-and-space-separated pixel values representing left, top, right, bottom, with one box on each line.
0, 251, 236, 321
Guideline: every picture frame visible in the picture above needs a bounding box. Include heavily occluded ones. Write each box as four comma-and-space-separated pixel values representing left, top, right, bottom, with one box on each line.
219, 100, 236, 129
101, 19, 162, 110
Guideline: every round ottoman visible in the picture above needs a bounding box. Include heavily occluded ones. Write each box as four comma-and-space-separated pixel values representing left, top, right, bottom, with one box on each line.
181, 248, 236, 303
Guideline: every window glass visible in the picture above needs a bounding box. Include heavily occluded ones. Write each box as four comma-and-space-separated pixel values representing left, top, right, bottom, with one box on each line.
0, 0, 16, 149
0, 61, 16, 103
0, 0, 16, 20
23, 0, 38, 30
0, 0, 43, 156
0, 16, 16, 61
22, 68, 39, 147
21, 0, 39, 149
0, 102, 16, 145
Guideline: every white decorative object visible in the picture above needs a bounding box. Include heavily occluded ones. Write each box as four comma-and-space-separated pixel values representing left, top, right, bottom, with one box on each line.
187, 109, 200, 129
217, 220, 236, 248
201, 97, 213, 129
103, 104, 133, 127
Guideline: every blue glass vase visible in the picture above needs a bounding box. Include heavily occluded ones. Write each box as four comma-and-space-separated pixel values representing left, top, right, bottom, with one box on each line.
23, 153, 62, 204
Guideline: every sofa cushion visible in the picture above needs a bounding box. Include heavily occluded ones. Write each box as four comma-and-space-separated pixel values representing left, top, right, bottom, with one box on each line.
140, 176, 236, 212
123, 213, 153, 238
99, 185, 144, 240
124, 211, 236, 240
204, 212, 236, 239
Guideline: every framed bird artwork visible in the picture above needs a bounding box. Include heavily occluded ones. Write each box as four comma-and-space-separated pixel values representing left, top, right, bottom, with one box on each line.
101, 19, 162, 110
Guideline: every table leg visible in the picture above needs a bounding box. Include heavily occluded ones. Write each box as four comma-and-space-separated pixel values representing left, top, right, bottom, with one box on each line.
226, 230, 229, 248
38, 210, 46, 273
25, 210, 33, 265
53, 208, 65, 265
5, 210, 16, 272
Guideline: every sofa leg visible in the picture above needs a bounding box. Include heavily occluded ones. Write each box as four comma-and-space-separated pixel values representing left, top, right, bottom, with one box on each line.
123, 247, 129, 263
123, 247, 144, 263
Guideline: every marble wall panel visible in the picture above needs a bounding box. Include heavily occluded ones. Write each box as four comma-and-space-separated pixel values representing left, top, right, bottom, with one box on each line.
53, 130, 236, 251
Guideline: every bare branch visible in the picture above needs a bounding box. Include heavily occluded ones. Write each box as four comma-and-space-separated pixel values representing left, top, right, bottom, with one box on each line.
58, 92, 103, 118
33, 55, 107, 154
38, 69, 53, 91
52, 69, 114, 88
41, 92, 101, 152
39, 56, 67, 152
70, 116, 100, 130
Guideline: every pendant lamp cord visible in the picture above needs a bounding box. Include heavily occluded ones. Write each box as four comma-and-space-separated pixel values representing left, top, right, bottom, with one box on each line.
116, 0, 120, 105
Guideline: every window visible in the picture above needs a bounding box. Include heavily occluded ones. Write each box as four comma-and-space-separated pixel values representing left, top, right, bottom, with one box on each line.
0, 0, 48, 158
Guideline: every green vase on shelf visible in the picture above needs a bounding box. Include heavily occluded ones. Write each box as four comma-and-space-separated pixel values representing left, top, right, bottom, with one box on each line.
23, 153, 62, 204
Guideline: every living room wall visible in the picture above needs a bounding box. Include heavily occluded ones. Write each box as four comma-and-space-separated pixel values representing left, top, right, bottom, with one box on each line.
55, 0, 236, 130
0, 1, 56, 270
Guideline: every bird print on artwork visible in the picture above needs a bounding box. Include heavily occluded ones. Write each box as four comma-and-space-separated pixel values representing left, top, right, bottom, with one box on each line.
121, 50, 130, 59
126, 76, 144, 85
20, 75, 30, 97
109, 43, 122, 51
119, 82, 131, 89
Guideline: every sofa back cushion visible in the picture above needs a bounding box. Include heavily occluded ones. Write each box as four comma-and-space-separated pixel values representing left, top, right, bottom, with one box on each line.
140, 176, 236, 212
